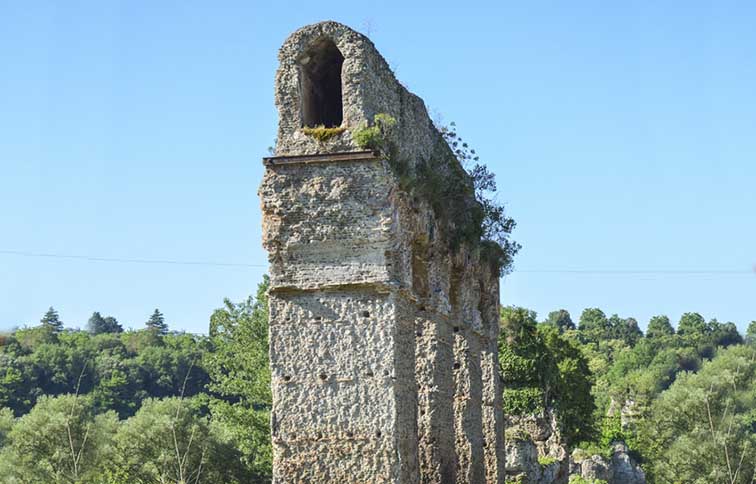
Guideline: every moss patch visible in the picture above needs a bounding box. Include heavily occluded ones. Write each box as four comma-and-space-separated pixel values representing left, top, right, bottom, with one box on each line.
538, 455, 558, 467
302, 125, 346, 142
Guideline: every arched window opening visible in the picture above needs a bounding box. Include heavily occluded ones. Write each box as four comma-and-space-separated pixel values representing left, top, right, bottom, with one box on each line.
298, 38, 344, 128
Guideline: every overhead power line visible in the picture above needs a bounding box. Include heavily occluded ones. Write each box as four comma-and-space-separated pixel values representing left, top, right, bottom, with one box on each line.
1, 249, 754, 275
515, 269, 753, 275
0, 249, 267, 268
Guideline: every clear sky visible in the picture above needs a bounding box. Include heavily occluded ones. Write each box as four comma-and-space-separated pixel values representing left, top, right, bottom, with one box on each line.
1, 1, 754, 334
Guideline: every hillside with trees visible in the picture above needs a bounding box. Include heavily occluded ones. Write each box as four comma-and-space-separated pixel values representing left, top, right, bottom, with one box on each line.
0, 279, 272, 484
500, 304, 756, 483
1, 277, 754, 483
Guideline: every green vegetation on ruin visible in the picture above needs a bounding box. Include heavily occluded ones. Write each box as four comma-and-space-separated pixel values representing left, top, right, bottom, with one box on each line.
353, 114, 520, 275
301, 125, 346, 142
538, 455, 558, 466
569, 477, 608, 484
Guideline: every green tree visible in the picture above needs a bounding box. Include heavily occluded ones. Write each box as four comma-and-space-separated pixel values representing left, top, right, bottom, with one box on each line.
145, 309, 168, 335
609, 315, 642, 347
40, 306, 64, 334
499, 306, 596, 444
544, 309, 575, 332
578, 308, 611, 343
206, 276, 272, 478
500, 306, 548, 415
709, 320, 743, 348
12, 325, 58, 350
87, 312, 105, 335
500, 306, 539, 346
0, 352, 37, 414
87, 312, 124, 335
109, 397, 253, 484
637, 345, 756, 483
27, 340, 93, 397
677, 312, 707, 337
579, 308, 608, 333
133, 333, 209, 402
439, 123, 520, 274
0, 394, 118, 483
645, 315, 674, 339
103, 316, 123, 333
121, 328, 162, 353
0, 407, 14, 448
746, 321, 756, 345
539, 324, 596, 443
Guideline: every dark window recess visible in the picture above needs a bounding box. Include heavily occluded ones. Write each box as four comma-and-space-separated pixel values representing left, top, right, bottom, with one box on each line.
298, 38, 344, 128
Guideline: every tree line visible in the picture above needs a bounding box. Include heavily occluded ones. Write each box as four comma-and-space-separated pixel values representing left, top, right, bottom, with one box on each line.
0, 279, 272, 483
500, 305, 756, 483
2, 277, 755, 483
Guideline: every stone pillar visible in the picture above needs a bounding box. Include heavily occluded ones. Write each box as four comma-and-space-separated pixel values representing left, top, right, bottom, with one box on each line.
261, 153, 420, 483
262, 20, 507, 484
415, 310, 457, 483
482, 338, 506, 483
481, 275, 506, 484
453, 326, 486, 483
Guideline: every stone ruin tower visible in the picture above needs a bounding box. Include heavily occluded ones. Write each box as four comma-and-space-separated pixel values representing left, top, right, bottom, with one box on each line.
259, 21, 505, 483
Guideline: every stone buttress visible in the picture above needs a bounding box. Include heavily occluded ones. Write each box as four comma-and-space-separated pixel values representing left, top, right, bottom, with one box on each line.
259, 21, 505, 484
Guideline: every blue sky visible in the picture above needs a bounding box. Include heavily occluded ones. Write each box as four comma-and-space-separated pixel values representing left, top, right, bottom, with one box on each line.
1, 1, 754, 334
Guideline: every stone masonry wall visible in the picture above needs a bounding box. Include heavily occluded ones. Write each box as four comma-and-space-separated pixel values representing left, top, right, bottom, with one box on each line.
260, 21, 505, 483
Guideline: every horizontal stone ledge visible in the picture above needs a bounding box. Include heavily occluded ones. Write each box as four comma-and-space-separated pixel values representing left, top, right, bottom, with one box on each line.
263, 150, 381, 166
272, 434, 382, 444
268, 280, 396, 295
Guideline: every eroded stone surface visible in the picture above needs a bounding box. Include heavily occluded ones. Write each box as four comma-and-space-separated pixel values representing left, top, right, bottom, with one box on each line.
261, 20, 505, 483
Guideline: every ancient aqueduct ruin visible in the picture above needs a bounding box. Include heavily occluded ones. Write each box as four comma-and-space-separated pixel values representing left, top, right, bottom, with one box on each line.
260, 21, 505, 483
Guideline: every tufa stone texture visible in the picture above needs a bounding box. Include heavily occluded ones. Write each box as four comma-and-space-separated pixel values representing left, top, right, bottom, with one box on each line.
260, 21, 505, 483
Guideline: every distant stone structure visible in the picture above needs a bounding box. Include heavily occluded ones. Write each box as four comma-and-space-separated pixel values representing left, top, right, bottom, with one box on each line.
259, 21, 505, 483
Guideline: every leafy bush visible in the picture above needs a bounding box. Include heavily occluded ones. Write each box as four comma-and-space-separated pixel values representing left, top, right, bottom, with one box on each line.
503, 387, 546, 415
500, 307, 596, 444
352, 113, 396, 154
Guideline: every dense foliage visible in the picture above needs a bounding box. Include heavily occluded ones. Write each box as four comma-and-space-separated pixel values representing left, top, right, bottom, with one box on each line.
499, 306, 595, 444
0, 281, 272, 484
0, 323, 208, 418
636, 345, 756, 483
205, 276, 272, 477
569, 312, 754, 481
2, 277, 754, 483
500, 304, 756, 482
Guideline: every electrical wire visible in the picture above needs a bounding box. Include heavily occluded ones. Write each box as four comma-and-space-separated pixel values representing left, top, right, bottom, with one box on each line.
1, 249, 753, 275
